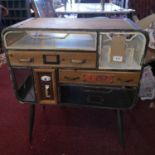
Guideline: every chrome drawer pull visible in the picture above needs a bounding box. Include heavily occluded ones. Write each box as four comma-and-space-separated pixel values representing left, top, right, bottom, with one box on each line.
64, 76, 80, 81
19, 58, 34, 63
45, 84, 51, 98
71, 59, 86, 64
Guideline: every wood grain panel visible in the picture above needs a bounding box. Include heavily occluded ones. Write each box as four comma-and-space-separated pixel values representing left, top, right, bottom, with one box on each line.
60, 52, 96, 68
59, 70, 141, 86
33, 69, 58, 104
8, 51, 96, 68
8, 51, 43, 66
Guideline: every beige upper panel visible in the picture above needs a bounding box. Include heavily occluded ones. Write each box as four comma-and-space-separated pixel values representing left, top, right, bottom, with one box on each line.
9, 18, 138, 30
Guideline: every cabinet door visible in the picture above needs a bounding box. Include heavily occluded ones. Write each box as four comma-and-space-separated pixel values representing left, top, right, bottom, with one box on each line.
33, 69, 58, 104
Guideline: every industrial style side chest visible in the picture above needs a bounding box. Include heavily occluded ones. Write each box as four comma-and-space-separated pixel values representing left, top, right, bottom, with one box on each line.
2, 18, 148, 145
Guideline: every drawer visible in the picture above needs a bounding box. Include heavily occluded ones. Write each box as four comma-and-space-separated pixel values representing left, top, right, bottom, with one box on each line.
8, 52, 43, 66
59, 70, 141, 86
8, 51, 61, 66
33, 69, 58, 104
60, 52, 96, 68
8, 51, 96, 69
60, 85, 138, 109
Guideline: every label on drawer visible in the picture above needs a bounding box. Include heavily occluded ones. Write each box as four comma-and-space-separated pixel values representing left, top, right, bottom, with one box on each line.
113, 56, 123, 62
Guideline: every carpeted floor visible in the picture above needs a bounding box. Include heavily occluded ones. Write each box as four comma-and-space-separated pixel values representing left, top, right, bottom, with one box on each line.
0, 65, 155, 155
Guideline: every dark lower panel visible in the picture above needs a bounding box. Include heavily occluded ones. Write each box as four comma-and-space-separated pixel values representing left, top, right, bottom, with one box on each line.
60, 85, 138, 109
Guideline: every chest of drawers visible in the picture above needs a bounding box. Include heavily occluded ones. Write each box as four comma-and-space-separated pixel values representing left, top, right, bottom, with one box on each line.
2, 18, 149, 145
2, 18, 148, 109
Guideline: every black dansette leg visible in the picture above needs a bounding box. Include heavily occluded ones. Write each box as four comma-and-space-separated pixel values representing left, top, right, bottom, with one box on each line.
29, 104, 35, 142
116, 109, 125, 147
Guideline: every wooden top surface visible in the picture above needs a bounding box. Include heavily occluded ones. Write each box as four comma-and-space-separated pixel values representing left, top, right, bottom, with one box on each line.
8, 18, 140, 31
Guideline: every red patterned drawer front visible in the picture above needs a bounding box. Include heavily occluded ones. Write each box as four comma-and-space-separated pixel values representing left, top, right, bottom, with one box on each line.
82, 74, 114, 83
59, 70, 141, 86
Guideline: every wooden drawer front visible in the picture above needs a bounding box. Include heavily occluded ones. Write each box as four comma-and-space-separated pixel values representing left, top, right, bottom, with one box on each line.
8, 52, 42, 66
60, 53, 96, 68
59, 70, 141, 86
33, 69, 58, 104
8, 51, 96, 68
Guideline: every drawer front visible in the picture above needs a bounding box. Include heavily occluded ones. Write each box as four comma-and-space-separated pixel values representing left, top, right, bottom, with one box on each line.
8, 52, 43, 66
8, 51, 96, 69
60, 53, 96, 68
60, 85, 138, 109
59, 70, 141, 86
33, 69, 58, 104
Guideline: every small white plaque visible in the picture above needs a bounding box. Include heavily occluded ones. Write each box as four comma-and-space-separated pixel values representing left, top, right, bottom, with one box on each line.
41, 76, 51, 82
113, 56, 123, 62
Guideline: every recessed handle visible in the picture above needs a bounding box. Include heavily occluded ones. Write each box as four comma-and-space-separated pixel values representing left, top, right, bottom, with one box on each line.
19, 58, 34, 63
124, 79, 134, 83
71, 59, 86, 64
117, 78, 134, 83
64, 76, 80, 81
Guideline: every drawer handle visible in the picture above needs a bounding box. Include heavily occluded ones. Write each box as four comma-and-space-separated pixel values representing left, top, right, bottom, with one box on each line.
117, 78, 133, 83
124, 79, 134, 83
84, 89, 113, 94
19, 58, 34, 63
45, 84, 51, 98
64, 76, 80, 81
71, 59, 86, 64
